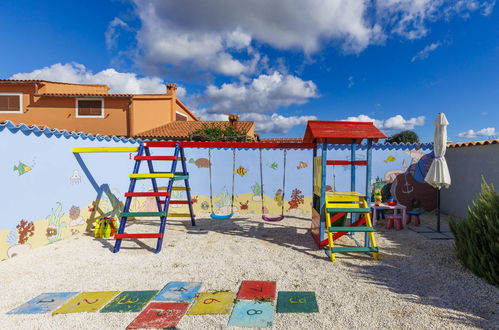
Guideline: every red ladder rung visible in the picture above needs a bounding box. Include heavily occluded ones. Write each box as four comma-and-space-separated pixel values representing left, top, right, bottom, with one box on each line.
134, 156, 178, 161
125, 192, 171, 197
159, 200, 192, 204
114, 233, 162, 239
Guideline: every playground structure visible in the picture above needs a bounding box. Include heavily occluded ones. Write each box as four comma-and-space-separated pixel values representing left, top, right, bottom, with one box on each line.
303, 121, 386, 261
72, 121, 386, 261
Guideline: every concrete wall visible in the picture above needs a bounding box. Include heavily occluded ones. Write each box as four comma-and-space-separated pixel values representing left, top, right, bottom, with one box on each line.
0, 121, 434, 261
441, 144, 499, 218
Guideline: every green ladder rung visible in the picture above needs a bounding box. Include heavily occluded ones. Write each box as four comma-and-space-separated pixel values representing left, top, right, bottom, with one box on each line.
327, 208, 371, 213
328, 226, 375, 232
329, 247, 378, 253
120, 212, 166, 218
173, 175, 189, 181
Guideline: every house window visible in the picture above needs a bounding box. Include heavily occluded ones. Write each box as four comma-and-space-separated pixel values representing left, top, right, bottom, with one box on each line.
0, 93, 22, 113
176, 111, 188, 121
76, 99, 104, 118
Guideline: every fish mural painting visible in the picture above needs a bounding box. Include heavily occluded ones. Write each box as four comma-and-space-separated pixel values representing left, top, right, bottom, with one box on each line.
296, 161, 308, 169
268, 162, 278, 170
234, 165, 247, 177
13, 161, 32, 176
384, 155, 396, 163
189, 158, 211, 168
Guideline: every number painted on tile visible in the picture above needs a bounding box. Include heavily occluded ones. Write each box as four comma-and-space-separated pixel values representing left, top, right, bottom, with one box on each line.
246, 309, 263, 316
174, 287, 187, 292
203, 298, 221, 304
289, 298, 306, 304
36, 299, 55, 304
250, 287, 263, 292
77, 298, 99, 305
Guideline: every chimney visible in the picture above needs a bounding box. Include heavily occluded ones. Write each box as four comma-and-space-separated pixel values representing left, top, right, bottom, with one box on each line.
166, 83, 177, 96
228, 113, 239, 130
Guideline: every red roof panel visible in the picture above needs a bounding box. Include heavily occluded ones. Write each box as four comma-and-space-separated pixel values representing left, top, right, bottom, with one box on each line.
303, 121, 386, 144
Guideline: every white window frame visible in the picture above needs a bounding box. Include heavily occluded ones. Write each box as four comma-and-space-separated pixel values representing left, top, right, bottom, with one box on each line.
175, 111, 188, 121
0, 93, 23, 114
76, 98, 105, 118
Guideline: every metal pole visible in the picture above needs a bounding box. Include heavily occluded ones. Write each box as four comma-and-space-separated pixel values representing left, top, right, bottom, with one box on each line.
437, 188, 441, 232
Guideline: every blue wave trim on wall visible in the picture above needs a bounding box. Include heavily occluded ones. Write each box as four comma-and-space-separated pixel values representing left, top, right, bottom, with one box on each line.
0, 120, 139, 144
0, 120, 433, 150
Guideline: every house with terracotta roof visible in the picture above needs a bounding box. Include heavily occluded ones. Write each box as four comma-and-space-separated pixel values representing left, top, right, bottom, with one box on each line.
0, 79, 198, 137
135, 113, 257, 140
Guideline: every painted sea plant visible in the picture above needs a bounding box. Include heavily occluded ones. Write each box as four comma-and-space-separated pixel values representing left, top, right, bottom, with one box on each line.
46, 202, 67, 243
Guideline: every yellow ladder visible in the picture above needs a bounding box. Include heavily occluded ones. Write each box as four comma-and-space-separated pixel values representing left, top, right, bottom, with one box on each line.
325, 192, 379, 262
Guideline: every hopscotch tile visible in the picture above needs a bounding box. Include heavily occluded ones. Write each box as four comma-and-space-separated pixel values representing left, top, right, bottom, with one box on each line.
7, 292, 79, 314
154, 281, 202, 302
127, 302, 189, 330
228, 300, 274, 328
52, 291, 120, 314
276, 291, 319, 314
237, 281, 276, 301
186, 291, 235, 315
100, 290, 158, 313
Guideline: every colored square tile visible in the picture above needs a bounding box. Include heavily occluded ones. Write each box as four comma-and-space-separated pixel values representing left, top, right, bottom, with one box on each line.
237, 281, 276, 301
154, 281, 202, 302
276, 292, 319, 313
127, 302, 189, 329
127, 302, 189, 330
100, 290, 158, 313
228, 300, 274, 328
186, 291, 235, 315
7, 292, 79, 314
52, 291, 120, 314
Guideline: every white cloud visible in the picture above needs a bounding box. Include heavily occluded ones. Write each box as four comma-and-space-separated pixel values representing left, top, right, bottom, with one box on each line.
10, 62, 169, 94
193, 110, 316, 134
411, 42, 441, 62
122, 0, 494, 76
376, 0, 494, 40
457, 127, 497, 138
241, 113, 317, 134
343, 114, 426, 131
348, 76, 355, 88
200, 71, 319, 114
105, 17, 131, 50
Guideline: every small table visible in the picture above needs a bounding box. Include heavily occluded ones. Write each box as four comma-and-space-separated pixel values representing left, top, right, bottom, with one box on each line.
372, 203, 407, 227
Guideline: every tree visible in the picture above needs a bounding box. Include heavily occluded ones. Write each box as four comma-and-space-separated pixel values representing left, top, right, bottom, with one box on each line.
385, 130, 419, 144
190, 124, 249, 142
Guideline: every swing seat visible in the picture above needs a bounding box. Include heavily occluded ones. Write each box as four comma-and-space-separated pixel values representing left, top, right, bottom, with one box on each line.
262, 215, 284, 222
210, 213, 234, 220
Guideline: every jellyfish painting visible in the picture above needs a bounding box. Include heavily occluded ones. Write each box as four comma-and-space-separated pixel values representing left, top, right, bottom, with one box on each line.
70, 170, 81, 184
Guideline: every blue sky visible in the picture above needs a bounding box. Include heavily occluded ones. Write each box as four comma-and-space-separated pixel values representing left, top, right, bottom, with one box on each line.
1, 0, 498, 141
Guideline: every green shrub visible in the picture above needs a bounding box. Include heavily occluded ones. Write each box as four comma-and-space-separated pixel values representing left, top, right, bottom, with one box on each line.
190, 124, 249, 142
449, 179, 499, 286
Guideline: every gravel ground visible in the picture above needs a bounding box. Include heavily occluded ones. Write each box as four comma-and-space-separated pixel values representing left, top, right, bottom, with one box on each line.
0, 214, 497, 330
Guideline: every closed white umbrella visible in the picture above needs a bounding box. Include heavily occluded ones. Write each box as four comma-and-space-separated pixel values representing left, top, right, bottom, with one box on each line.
425, 112, 451, 232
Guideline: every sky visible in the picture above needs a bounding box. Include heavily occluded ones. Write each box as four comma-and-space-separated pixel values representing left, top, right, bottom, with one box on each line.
1, 0, 498, 142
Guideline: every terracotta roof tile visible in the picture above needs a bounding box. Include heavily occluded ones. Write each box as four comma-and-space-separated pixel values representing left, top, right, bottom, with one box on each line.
34, 93, 132, 98
135, 121, 255, 139
260, 138, 304, 143
448, 139, 499, 148
0, 79, 107, 86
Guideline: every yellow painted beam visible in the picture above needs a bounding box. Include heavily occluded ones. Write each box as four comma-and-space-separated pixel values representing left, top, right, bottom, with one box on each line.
157, 186, 191, 191
130, 173, 174, 179
73, 147, 138, 153
168, 213, 193, 217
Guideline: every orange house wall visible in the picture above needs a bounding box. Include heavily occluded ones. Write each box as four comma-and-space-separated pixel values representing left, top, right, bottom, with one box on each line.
39, 82, 108, 94
0, 84, 129, 136
130, 97, 173, 136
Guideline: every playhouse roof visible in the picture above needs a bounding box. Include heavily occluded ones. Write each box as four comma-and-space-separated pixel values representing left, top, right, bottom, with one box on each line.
303, 121, 386, 144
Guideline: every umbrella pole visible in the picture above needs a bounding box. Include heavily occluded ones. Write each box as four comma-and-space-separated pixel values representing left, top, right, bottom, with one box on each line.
437, 188, 441, 233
